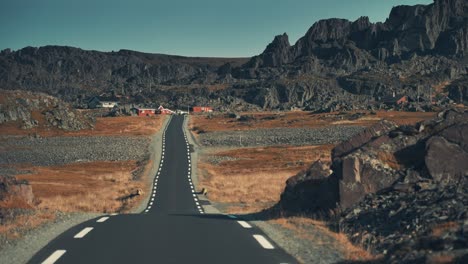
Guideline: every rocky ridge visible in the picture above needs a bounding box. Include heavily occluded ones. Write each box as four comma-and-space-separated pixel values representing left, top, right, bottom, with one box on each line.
0, 0, 467, 111
0, 90, 94, 130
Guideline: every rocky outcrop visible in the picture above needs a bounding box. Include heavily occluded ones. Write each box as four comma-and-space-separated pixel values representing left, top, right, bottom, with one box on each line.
447, 76, 468, 104
279, 161, 337, 214
278, 108, 468, 261
0, 90, 94, 130
0, 176, 34, 208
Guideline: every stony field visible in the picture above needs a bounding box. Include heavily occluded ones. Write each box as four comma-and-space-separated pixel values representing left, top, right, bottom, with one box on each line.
197, 126, 364, 147
0, 136, 149, 174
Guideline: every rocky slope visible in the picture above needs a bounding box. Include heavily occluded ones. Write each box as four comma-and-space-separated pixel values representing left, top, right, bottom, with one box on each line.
0, 0, 466, 111
278, 108, 468, 262
0, 90, 94, 130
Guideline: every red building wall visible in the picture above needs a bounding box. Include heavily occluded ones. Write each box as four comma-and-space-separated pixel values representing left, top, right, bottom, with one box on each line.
192, 106, 213, 113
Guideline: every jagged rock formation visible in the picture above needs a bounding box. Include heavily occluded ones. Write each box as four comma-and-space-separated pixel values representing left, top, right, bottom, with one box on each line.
0, 0, 467, 111
0, 90, 94, 130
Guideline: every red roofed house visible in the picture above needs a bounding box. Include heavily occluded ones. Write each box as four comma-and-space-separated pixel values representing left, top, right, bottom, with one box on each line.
135, 108, 157, 117
158, 105, 175, 115
192, 106, 213, 113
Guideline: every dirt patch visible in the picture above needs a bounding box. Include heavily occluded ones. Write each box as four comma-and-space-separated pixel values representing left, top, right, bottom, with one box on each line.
0, 116, 163, 137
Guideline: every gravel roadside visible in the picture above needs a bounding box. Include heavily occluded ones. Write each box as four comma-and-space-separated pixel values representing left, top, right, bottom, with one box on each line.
0, 212, 100, 264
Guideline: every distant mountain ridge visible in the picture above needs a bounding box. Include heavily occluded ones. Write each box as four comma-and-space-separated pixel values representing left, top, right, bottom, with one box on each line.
0, 0, 467, 111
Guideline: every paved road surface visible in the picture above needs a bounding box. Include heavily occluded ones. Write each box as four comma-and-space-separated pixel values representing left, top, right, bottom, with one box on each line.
29, 115, 297, 264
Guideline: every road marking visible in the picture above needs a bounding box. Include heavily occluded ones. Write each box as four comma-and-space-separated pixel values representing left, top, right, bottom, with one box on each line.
227, 215, 237, 219
41, 250, 66, 264
237, 221, 252, 228
96, 217, 109, 223
145, 209, 149, 213
149, 202, 153, 205
195, 201, 199, 205
151, 198, 154, 201
197, 206, 202, 209
253, 235, 275, 249
110, 213, 118, 216
194, 198, 198, 201
193, 194, 196, 197
74, 227, 93, 239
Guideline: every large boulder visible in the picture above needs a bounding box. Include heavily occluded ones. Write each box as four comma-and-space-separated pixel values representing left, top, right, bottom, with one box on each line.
278, 161, 338, 214
425, 124, 468, 185
0, 176, 34, 208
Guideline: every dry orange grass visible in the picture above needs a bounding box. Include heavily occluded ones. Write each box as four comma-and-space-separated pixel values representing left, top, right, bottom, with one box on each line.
272, 217, 378, 262
190, 111, 436, 133
198, 145, 333, 213
0, 115, 164, 137
15, 161, 145, 213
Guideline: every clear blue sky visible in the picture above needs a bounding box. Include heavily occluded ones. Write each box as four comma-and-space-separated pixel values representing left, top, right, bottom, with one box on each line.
1, 0, 433, 57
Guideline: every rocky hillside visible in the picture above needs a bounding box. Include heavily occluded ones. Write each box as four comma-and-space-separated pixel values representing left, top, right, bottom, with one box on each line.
278, 108, 467, 262
0, 90, 94, 130
0, 0, 467, 111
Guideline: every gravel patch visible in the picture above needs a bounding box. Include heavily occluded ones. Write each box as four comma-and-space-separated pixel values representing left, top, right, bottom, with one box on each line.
0, 136, 150, 168
198, 126, 364, 147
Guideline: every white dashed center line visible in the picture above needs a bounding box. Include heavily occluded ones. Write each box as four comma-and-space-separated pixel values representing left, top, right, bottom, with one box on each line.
237, 221, 252, 228
41, 250, 66, 264
74, 227, 93, 239
96, 217, 109, 223
253, 235, 275, 249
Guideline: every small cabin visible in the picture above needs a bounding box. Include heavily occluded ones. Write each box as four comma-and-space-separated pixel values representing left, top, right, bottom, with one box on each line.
87, 96, 119, 109
135, 108, 157, 116
192, 106, 213, 113
158, 105, 175, 115
101, 101, 118, 108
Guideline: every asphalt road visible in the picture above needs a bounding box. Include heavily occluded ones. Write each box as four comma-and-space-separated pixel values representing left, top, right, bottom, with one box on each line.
29, 115, 297, 264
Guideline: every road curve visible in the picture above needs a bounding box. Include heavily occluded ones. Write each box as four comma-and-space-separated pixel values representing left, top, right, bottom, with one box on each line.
29, 115, 297, 264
